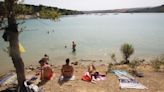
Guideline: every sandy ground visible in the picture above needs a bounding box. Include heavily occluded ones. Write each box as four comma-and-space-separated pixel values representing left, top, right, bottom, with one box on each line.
37, 64, 164, 92
0, 64, 164, 92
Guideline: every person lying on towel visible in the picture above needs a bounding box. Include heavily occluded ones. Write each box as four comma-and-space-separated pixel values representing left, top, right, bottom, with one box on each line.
82, 64, 106, 83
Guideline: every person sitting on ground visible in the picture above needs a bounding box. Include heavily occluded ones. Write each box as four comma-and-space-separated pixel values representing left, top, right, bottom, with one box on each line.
82, 63, 106, 83
60, 58, 75, 81
88, 63, 96, 74
43, 54, 49, 64
38, 58, 54, 81
82, 64, 96, 82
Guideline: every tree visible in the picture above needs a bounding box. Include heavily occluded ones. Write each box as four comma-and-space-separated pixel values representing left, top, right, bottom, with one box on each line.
0, 0, 59, 91
120, 43, 134, 64
0, 0, 27, 91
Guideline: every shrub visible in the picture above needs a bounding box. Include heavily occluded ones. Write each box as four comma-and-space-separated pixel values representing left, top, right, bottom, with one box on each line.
120, 43, 134, 64
151, 59, 161, 72
159, 55, 164, 65
128, 59, 140, 72
107, 63, 113, 73
110, 53, 117, 63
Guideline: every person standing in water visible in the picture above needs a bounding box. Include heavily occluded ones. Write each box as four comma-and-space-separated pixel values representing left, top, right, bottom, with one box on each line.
72, 41, 76, 52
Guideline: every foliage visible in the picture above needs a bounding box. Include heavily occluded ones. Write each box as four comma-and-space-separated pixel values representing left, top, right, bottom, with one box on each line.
39, 7, 60, 20
0, 0, 61, 89
120, 60, 126, 64
128, 59, 140, 71
16, 4, 33, 15
0, 1, 83, 19
110, 53, 117, 63
151, 56, 164, 72
151, 59, 161, 72
159, 55, 164, 65
107, 63, 113, 73
1, 0, 26, 89
120, 43, 134, 64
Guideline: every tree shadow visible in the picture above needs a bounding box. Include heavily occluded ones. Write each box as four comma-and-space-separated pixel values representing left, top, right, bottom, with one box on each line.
0, 84, 32, 92
58, 78, 70, 86
0, 86, 26, 92
37, 80, 49, 87
0, 87, 17, 92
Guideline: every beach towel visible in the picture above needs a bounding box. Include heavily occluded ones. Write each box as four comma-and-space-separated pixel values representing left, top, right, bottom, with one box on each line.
0, 72, 17, 85
93, 75, 106, 81
91, 72, 106, 81
59, 75, 75, 81
112, 70, 134, 79
82, 72, 106, 82
119, 78, 147, 89
112, 70, 148, 89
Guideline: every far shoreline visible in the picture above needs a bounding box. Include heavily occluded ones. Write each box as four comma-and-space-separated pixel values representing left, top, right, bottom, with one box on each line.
0, 54, 161, 75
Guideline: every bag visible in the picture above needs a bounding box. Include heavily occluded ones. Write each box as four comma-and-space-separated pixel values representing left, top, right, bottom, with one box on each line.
24, 81, 38, 92
14, 80, 44, 92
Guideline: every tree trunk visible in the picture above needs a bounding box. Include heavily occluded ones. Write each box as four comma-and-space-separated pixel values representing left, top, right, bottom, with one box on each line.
124, 55, 129, 64
9, 32, 26, 87
5, 0, 26, 90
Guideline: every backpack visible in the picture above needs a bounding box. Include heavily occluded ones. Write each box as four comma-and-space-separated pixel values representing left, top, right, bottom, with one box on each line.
17, 81, 38, 92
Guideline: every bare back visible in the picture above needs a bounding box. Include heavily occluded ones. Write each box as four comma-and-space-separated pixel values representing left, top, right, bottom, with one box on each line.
62, 65, 74, 77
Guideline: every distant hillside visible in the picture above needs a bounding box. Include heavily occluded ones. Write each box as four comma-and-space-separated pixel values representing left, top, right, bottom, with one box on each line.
83, 4, 164, 13
0, 1, 84, 17
1, 1, 164, 17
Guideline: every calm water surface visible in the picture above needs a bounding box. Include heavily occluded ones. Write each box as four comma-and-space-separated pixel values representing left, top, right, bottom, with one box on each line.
0, 13, 164, 73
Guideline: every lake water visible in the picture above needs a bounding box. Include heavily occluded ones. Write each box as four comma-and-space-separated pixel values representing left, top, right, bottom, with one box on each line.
0, 13, 164, 73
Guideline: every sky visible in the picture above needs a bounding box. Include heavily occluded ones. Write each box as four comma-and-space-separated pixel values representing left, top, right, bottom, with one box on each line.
16, 0, 164, 10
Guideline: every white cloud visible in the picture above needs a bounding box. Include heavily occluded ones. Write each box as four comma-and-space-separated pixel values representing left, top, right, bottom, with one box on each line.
24, 0, 164, 10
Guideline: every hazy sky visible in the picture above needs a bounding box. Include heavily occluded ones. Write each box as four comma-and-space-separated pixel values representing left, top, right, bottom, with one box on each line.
23, 0, 164, 10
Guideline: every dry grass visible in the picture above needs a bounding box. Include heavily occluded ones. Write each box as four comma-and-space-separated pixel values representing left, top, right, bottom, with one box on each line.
40, 64, 164, 92
0, 64, 164, 92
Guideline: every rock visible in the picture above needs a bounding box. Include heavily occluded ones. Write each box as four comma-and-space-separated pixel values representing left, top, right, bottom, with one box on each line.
99, 60, 103, 62
92, 61, 96, 62
71, 62, 78, 65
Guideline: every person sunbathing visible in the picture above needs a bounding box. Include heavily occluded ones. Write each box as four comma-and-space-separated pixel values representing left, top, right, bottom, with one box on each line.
39, 58, 54, 81
60, 58, 75, 81
82, 64, 96, 83
82, 64, 106, 83
88, 63, 96, 74
91, 72, 106, 81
